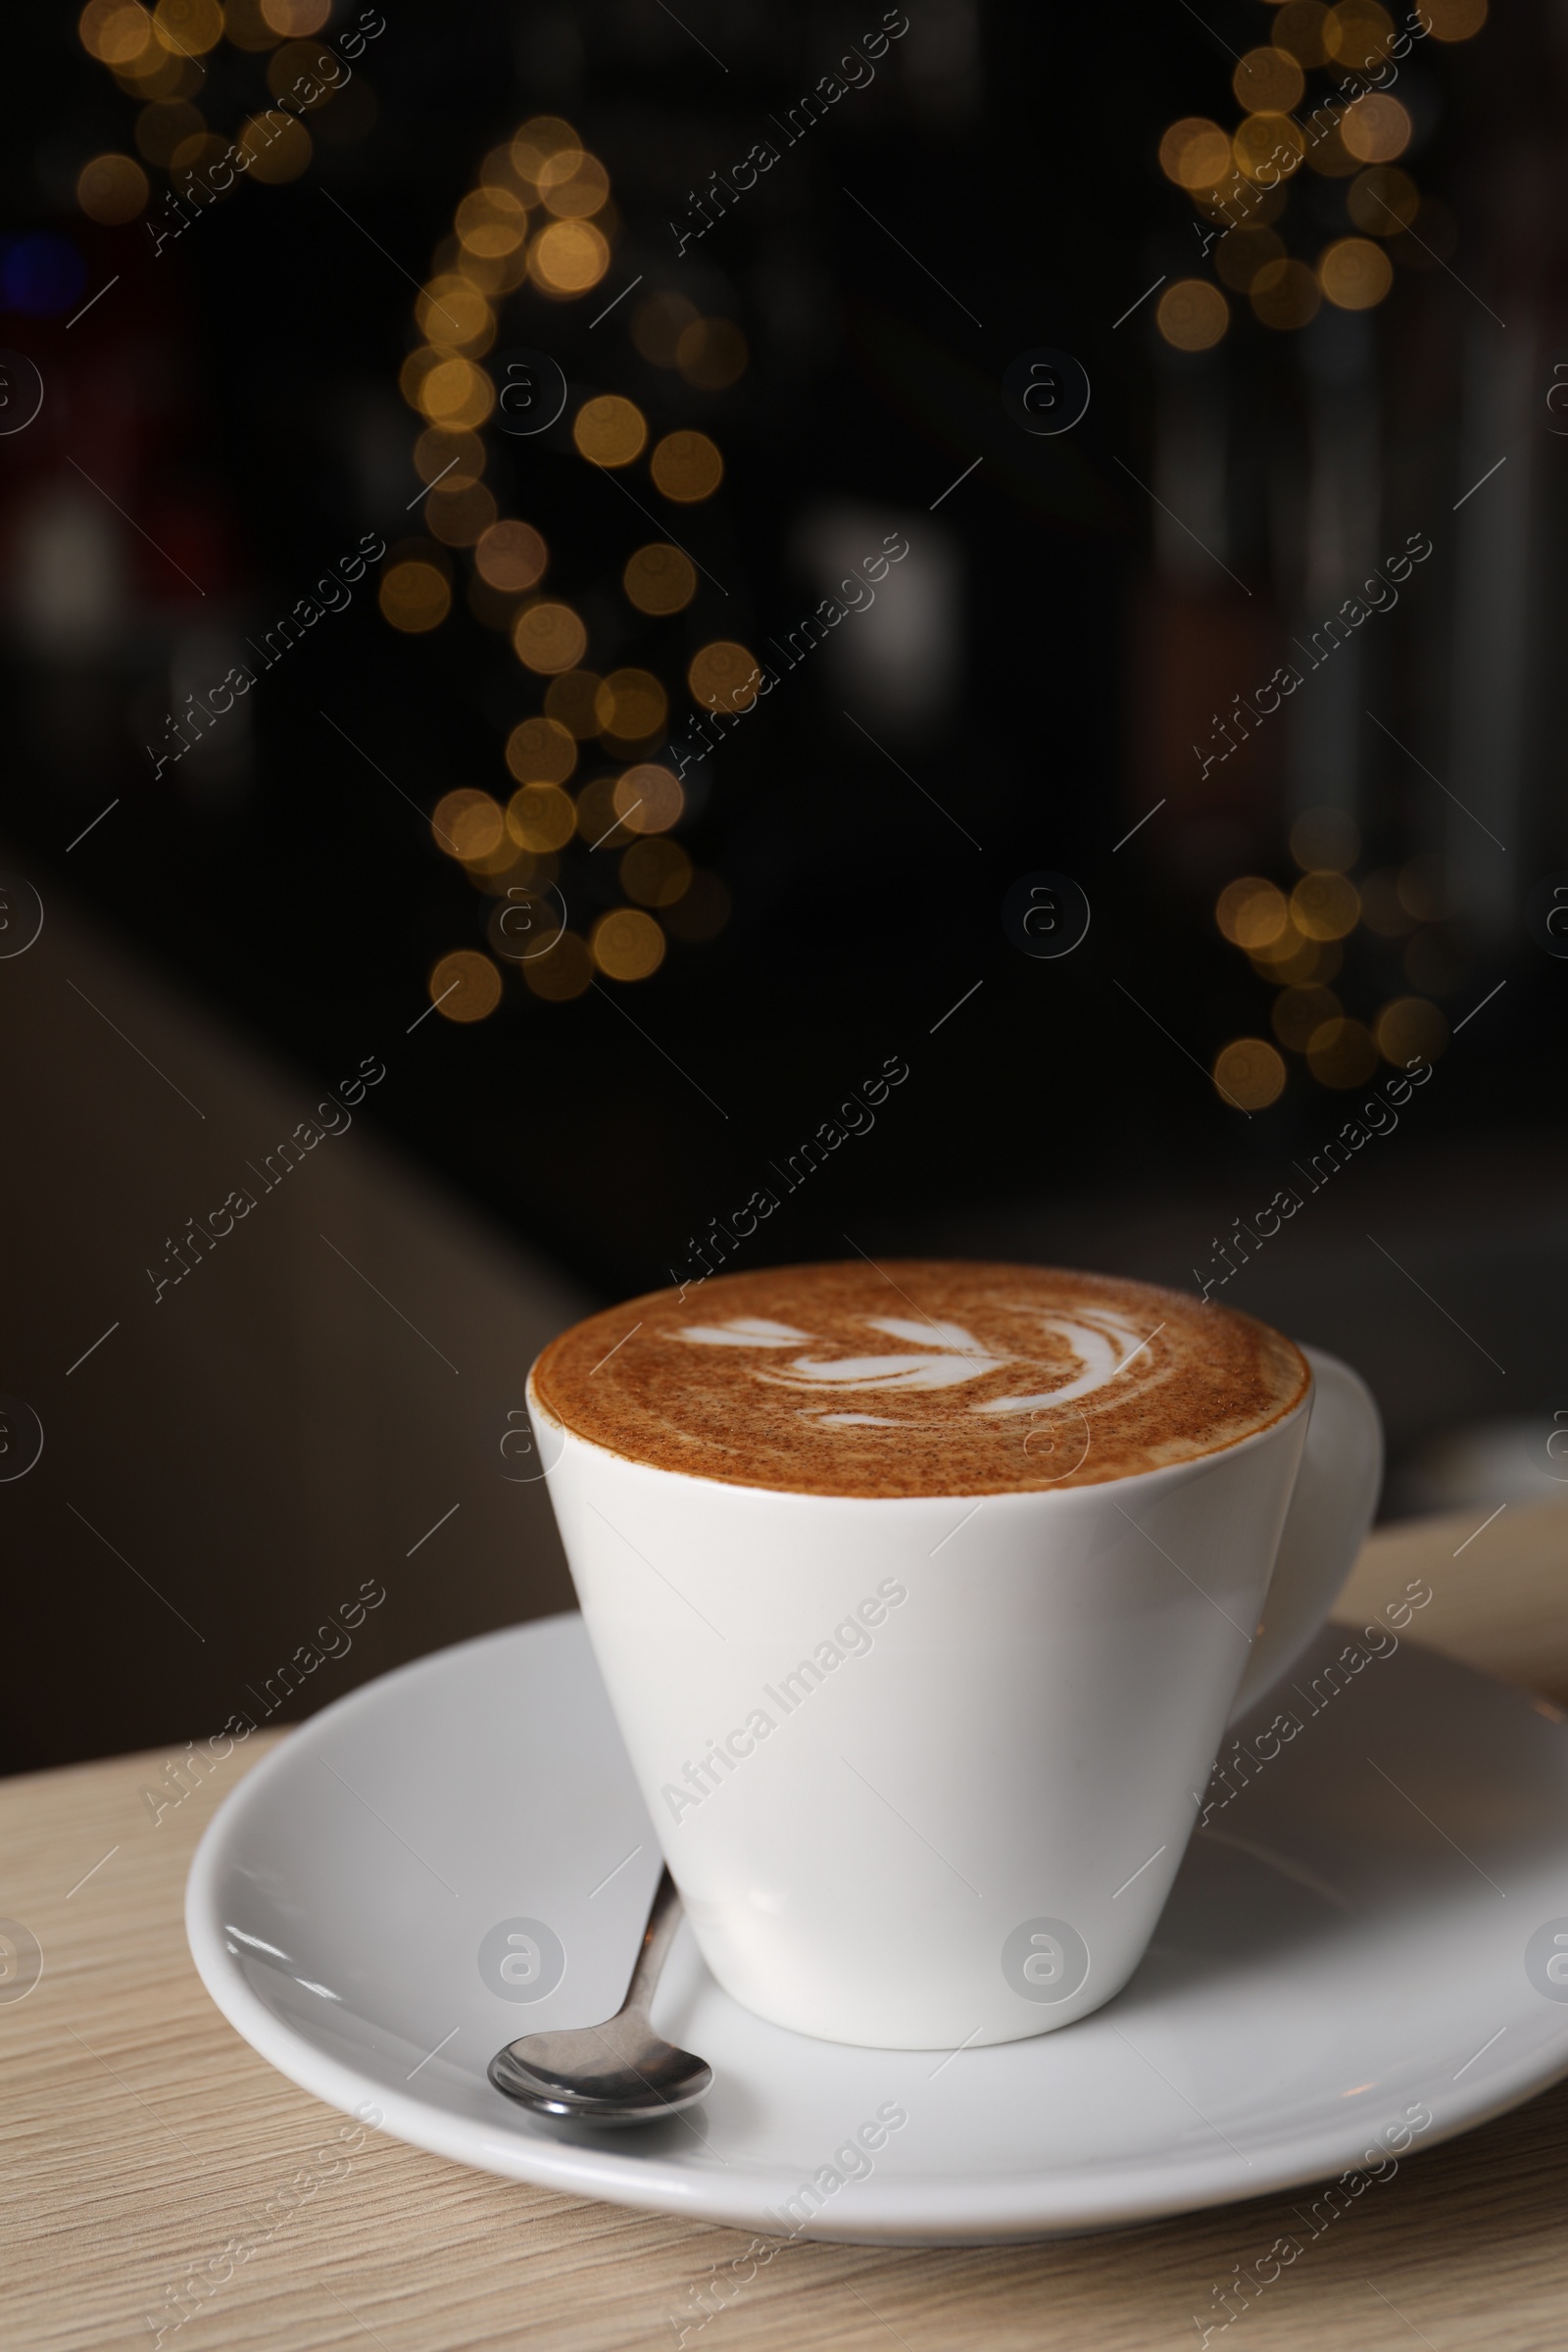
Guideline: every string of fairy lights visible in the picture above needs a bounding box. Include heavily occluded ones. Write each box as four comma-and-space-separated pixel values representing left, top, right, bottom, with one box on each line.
71, 10, 755, 1028
385, 116, 757, 1026
1152, 0, 1490, 1111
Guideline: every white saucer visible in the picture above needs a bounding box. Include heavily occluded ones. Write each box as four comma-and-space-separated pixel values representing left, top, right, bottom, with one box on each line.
187, 1614, 1568, 2244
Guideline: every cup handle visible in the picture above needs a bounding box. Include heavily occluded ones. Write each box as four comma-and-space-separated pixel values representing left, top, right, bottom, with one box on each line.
1226, 1346, 1384, 1726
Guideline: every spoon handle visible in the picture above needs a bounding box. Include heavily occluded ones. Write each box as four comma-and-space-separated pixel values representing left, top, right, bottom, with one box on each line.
621, 1865, 683, 2017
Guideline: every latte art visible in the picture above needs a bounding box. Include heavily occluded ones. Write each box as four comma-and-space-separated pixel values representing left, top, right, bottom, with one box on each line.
530, 1262, 1309, 1498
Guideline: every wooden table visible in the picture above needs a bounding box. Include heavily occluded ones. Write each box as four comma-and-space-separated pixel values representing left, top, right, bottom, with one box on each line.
6, 1499, 1567, 2351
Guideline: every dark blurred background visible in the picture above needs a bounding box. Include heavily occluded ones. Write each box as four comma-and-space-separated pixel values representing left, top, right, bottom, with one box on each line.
3, 0, 1565, 1775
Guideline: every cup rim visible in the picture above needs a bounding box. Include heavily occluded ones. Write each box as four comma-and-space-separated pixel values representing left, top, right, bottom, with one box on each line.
522, 1351, 1316, 1508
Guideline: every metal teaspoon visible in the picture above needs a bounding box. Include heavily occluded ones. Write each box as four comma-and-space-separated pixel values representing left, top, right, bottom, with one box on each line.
488, 1866, 712, 2125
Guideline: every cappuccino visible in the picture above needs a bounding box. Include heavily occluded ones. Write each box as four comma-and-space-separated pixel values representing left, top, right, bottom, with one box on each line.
530, 1261, 1309, 1497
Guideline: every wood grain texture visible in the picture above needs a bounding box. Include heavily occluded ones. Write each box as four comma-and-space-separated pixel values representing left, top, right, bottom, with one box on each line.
4, 1503, 1567, 2352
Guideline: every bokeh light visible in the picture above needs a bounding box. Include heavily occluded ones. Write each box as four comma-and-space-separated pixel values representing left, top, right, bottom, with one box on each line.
1323, 0, 1394, 67
1272, 0, 1330, 63
1216, 877, 1289, 951
416, 276, 495, 352
663, 871, 731, 941
416, 353, 496, 430
456, 187, 527, 260
511, 115, 579, 185
1251, 927, 1343, 988
1319, 236, 1394, 310
1251, 258, 1321, 329
595, 669, 667, 743
1290, 808, 1360, 871
429, 950, 503, 1023
222, 0, 284, 46
1156, 279, 1229, 351
541, 153, 610, 220
240, 113, 312, 184
620, 837, 692, 906
676, 318, 749, 390
431, 789, 502, 860
505, 715, 577, 785
260, 0, 330, 27
623, 543, 697, 614
651, 430, 723, 502
1306, 1016, 1379, 1087
528, 219, 610, 294
475, 519, 547, 592
380, 560, 452, 633
506, 783, 576, 853
1233, 45, 1305, 110
426, 482, 497, 548
1360, 870, 1416, 936
135, 101, 205, 167
76, 153, 149, 223
1348, 166, 1419, 235
573, 774, 634, 849
522, 930, 593, 1001
1422, 0, 1486, 34
1158, 118, 1233, 190
1376, 997, 1449, 1065
415, 426, 485, 491
1292, 870, 1360, 940
572, 394, 647, 466
157, 0, 224, 50
1398, 856, 1450, 923
1213, 1039, 1287, 1110
613, 763, 684, 834
591, 907, 666, 981
631, 292, 699, 365
1234, 113, 1305, 184
688, 641, 760, 713
1215, 228, 1285, 293
512, 601, 588, 674
1341, 95, 1412, 164
1272, 985, 1343, 1053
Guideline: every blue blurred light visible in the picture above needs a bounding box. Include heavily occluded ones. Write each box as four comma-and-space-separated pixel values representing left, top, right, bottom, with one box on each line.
2, 236, 88, 318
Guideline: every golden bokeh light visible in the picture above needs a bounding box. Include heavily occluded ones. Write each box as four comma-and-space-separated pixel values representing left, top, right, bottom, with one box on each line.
1359, 870, 1416, 937
688, 640, 760, 713
591, 907, 666, 982
240, 112, 311, 183
1422, 0, 1486, 34
475, 518, 547, 593
651, 429, 723, 502
1216, 227, 1285, 293
572, 394, 647, 467
542, 152, 610, 220
172, 133, 233, 190
522, 929, 593, 1001
528, 219, 610, 295
403, 349, 496, 430
1341, 94, 1411, 163
1292, 869, 1360, 940
620, 837, 693, 907
1213, 1039, 1287, 1110
1305, 124, 1360, 176
76, 153, 149, 223
80, 3, 151, 63
1272, 0, 1330, 62
259, 0, 328, 28
1255, 929, 1342, 988
613, 764, 684, 834
506, 782, 576, 853
416, 275, 495, 352
1158, 118, 1233, 190
1290, 808, 1360, 872
543, 669, 605, 738
1216, 876, 1289, 951
426, 481, 498, 548
222, 0, 284, 47
623, 543, 697, 615
135, 100, 205, 166
631, 292, 700, 366
1376, 997, 1449, 1065
430, 789, 505, 862
1232, 45, 1304, 111
415, 425, 485, 490
1272, 985, 1342, 1053
505, 716, 576, 785
429, 950, 502, 1023
1156, 279, 1229, 351
456, 186, 527, 259
1306, 1016, 1378, 1088
664, 872, 730, 941
1251, 257, 1321, 329
513, 600, 588, 674
677, 318, 749, 390
379, 560, 452, 633
595, 668, 667, 744
1323, 0, 1394, 67
1348, 166, 1419, 235
156, 0, 224, 50
1234, 112, 1305, 184
511, 115, 580, 187
1319, 236, 1394, 310
573, 774, 634, 849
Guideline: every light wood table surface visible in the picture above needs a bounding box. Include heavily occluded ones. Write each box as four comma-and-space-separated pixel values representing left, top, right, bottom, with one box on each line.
5, 1499, 1567, 2352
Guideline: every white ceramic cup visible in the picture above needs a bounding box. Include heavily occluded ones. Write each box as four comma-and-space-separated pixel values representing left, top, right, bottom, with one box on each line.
527, 1341, 1381, 2049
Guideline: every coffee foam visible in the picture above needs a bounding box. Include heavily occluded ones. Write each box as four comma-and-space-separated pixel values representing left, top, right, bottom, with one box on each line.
530, 1261, 1310, 1498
